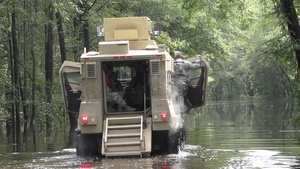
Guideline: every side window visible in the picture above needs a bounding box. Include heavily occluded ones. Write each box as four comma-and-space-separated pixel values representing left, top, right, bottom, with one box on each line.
66, 72, 82, 84
65, 72, 82, 91
189, 68, 202, 80
62, 69, 81, 112
114, 66, 132, 88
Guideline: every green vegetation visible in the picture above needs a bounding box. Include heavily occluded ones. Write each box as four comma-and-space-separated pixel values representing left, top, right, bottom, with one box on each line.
0, 0, 300, 141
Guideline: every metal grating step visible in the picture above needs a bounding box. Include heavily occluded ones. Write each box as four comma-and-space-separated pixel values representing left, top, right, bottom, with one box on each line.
107, 116, 143, 125
104, 151, 142, 157
107, 124, 141, 129
107, 133, 140, 138
106, 141, 141, 146
102, 115, 147, 157
107, 116, 142, 121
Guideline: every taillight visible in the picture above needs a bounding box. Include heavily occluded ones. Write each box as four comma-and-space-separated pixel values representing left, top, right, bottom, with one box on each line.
160, 112, 168, 121
81, 116, 89, 124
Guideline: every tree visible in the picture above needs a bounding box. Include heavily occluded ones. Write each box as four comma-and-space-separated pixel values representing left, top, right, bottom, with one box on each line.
56, 10, 66, 63
11, 0, 21, 151
280, 0, 300, 71
44, 1, 54, 129
1, 0, 300, 151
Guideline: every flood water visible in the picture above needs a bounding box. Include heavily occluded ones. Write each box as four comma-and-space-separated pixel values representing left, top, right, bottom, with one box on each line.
1, 101, 300, 168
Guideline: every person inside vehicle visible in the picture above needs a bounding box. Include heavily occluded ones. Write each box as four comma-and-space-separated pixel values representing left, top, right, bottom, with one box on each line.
105, 64, 123, 97
130, 64, 146, 91
125, 63, 148, 110
104, 64, 135, 111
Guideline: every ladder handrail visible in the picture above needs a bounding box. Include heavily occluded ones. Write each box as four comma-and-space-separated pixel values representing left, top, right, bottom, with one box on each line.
140, 116, 143, 141
104, 117, 109, 144
143, 73, 147, 125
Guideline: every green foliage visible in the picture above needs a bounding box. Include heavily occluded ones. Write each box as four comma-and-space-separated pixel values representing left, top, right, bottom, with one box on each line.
0, 0, 300, 130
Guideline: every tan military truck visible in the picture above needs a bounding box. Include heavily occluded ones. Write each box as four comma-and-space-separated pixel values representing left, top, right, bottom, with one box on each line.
59, 17, 208, 157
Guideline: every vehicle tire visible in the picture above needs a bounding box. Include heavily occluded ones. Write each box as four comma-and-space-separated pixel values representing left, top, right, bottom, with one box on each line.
76, 134, 100, 156
179, 127, 186, 150
167, 130, 179, 154
152, 130, 180, 154
76, 134, 86, 156
152, 131, 167, 154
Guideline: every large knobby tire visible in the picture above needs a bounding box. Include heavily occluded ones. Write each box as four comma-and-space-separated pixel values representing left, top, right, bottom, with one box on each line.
76, 134, 100, 157
76, 134, 85, 156
167, 130, 179, 154
180, 127, 186, 150
152, 130, 181, 155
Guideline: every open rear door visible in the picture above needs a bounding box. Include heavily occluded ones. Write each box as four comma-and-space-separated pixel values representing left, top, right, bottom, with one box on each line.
59, 61, 82, 113
184, 57, 208, 111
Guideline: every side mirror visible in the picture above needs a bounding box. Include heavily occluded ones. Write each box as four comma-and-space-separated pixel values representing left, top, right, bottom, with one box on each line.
154, 31, 160, 36
96, 25, 104, 37
153, 21, 161, 36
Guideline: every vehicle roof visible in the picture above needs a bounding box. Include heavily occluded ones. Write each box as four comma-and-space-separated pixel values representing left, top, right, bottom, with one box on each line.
81, 50, 164, 59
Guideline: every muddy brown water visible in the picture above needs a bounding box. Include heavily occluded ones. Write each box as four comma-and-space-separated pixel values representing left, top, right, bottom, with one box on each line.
0, 101, 300, 169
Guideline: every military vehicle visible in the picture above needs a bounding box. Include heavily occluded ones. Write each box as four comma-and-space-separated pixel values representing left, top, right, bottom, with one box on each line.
59, 17, 208, 157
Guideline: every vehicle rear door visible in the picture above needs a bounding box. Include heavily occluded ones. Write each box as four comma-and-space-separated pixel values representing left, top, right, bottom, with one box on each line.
59, 61, 82, 113
184, 58, 208, 111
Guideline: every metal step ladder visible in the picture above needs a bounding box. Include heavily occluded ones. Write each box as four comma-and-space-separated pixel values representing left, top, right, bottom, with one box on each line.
102, 115, 151, 157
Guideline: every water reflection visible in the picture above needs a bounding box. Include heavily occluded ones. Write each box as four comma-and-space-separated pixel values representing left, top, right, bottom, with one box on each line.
0, 101, 300, 168
185, 101, 300, 168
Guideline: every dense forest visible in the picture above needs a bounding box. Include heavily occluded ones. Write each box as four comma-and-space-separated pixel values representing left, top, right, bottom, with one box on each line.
1, 0, 300, 146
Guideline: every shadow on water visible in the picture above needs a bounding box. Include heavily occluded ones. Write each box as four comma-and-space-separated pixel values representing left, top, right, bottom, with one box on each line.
0, 101, 300, 168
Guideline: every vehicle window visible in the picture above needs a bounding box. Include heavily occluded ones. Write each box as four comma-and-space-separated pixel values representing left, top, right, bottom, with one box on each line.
115, 66, 132, 81
66, 72, 81, 84
189, 68, 202, 79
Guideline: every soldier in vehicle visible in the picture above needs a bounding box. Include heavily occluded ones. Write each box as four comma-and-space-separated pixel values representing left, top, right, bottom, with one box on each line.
172, 51, 201, 109
105, 64, 123, 96
125, 63, 149, 110
104, 64, 135, 111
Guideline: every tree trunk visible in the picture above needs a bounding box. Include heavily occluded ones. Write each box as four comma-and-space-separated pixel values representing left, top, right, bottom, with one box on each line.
29, 0, 37, 129
73, 17, 80, 61
83, 20, 90, 51
21, 0, 28, 145
56, 10, 78, 128
56, 11, 67, 63
7, 13, 15, 144
12, 7, 21, 152
30, 47, 36, 128
45, 2, 54, 129
280, 0, 300, 70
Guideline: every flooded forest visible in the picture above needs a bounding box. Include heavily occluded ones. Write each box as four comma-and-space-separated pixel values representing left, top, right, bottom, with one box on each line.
1, 0, 300, 168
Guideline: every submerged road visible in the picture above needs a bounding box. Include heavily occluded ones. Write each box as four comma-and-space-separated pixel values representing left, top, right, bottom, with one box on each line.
0, 101, 299, 168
